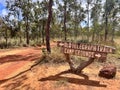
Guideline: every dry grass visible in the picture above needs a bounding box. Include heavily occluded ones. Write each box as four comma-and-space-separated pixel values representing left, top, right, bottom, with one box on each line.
40, 47, 66, 64
54, 79, 68, 87
115, 37, 120, 45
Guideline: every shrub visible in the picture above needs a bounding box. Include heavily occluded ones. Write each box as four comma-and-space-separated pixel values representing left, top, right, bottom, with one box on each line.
41, 47, 66, 64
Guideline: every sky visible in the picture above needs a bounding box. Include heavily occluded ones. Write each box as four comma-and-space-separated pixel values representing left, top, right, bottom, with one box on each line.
0, 0, 89, 27
0, 0, 7, 16
0, 0, 39, 17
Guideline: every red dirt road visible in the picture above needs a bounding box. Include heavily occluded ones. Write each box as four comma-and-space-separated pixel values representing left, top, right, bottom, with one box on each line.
0, 47, 41, 80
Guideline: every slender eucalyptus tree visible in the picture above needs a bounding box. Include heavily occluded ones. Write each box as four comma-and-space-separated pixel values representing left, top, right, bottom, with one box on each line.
91, 0, 101, 41
45, 0, 53, 53
21, 0, 33, 45
86, 0, 92, 41
103, 0, 116, 41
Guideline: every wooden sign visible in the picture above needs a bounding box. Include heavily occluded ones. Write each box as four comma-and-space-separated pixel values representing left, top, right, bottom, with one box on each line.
57, 41, 115, 60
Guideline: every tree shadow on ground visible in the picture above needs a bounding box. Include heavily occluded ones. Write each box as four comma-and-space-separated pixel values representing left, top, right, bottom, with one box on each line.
1, 75, 28, 90
0, 56, 44, 85
0, 54, 40, 64
21, 84, 33, 90
39, 69, 107, 87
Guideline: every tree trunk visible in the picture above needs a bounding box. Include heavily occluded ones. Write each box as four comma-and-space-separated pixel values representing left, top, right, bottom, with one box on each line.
26, 16, 29, 45
76, 58, 94, 73
36, 24, 41, 43
105, 15, 108, 41
19, 35, 22, 44
111, 18, 116, 43
74, 9, 78, 40
111, 28, 115, 42
104, 0, 108, 41
18, 10, 22, 44
64, 53, 95, 74
42, 20, 45, 44
92, 25, 95, 41
19, 25, 22, 44
64, 54, 76, 71
92, 32, 95, 41
64, 1, 67, 41
5, 28, 8, 47
87, 3, 90, 42
45, 0, 53, 53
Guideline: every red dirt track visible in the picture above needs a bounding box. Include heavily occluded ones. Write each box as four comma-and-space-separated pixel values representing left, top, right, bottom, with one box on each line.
0, 47, 41, 80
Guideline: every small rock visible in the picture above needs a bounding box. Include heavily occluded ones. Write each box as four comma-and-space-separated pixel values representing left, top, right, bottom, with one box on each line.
99, 65, 117, 79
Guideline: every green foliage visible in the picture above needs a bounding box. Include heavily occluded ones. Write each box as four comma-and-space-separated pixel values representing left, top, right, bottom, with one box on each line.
0, 0, 119, 49
76, 40, 89, 43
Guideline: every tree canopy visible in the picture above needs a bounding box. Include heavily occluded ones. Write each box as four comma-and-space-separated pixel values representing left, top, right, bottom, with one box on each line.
0, 0, 119, 50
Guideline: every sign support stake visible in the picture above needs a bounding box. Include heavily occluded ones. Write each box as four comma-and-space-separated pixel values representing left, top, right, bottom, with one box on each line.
75, 58, 94, 73
64, 53, 76, 72
65, 54, 95, 74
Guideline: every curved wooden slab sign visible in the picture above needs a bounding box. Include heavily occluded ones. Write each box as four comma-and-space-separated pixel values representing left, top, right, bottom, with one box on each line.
57, 41, 116, 60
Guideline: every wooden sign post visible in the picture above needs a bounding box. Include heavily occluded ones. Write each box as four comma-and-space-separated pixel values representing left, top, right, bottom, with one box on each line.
57, 41, 116, 74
